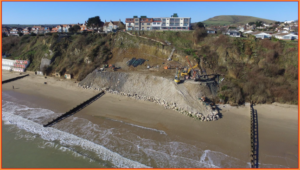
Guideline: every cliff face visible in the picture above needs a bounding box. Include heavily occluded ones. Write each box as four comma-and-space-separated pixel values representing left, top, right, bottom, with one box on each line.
2, 31, 298, 104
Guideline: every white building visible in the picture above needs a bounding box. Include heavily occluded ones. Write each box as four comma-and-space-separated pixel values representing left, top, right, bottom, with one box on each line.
125, 16, 191, 31
2, 59, 15, 71
254, 32, 272, 39
283, 33, 298, 40
284, 20, 294, 24
152, 17, 191, 31
243, 30, 253, 34
2, 59, 30, 72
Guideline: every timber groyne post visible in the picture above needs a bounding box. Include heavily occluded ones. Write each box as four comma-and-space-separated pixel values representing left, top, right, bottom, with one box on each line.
2, 74, 29, 84
43, 91, 105, 127
250, 102, 259, 168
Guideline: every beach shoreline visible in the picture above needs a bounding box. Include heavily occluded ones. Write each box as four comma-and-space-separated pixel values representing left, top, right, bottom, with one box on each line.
2, 70, 298, 168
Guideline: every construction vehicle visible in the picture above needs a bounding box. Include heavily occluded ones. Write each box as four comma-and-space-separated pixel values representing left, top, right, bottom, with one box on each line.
181, 56, 200, 81
174, 68, 181, 84
181, 64, 198, 76
109, 64, 115, 71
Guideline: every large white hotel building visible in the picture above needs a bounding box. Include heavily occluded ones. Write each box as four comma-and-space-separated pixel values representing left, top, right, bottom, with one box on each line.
125, 15, 191, 31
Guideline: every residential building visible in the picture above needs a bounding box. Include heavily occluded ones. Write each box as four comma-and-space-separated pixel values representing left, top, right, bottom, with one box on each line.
80, 21, 88, 32
252, 32, 272, 39
125, 15, 191, 31
273, 33, 290, 39
284, 20, 294, 24
22, 27, 31, 35
141, 18, 153, 31
207, 30, 217, 34
44, 27, 51, 33
55, 25, 71, 33
2, 27, 10, 36
10, 28, 22, 36
283, 33, 298, 40
125, 18, 134, 30
243, 30, 253, 34
273, 33, 298, 40
50, 27, 58, 33
31, 26, 45, 34
225, 30, 240, 37
103, 20, 125, 32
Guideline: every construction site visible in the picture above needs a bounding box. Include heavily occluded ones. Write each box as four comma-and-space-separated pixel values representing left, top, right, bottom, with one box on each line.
77, 32, 222, 121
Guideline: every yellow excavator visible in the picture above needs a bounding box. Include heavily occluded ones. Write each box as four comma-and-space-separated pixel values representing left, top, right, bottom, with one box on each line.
174, 68, 181, 84
181, 64, 198, 77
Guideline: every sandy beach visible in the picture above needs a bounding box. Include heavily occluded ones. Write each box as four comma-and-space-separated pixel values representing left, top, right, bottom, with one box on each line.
2, 70, 298, 168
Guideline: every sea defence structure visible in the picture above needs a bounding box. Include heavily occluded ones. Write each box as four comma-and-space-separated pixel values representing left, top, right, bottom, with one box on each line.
250, 103, 259, 168
43, 91, 105, 127
2, 74, 29, 84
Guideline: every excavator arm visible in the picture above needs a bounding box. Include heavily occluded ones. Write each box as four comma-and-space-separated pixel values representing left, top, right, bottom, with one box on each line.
185, 56, 197, 80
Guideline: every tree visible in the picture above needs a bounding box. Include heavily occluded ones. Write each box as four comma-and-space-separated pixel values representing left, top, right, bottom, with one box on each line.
196, 22, 205, 28
68, 27, 75, 33
255, 21, 263, 27
172, 13, 178, 17
18, 33, 24, 36
68, 25, 81, 33
248, 22, 255, 26
87, 16, 102, 34
73, 25, 81, 33
2, 32, 8, 37
30, 32, 36, 36
275, 21, 281, 25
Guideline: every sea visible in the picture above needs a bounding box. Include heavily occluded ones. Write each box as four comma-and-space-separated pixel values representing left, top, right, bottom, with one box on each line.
1, 91, 289, 168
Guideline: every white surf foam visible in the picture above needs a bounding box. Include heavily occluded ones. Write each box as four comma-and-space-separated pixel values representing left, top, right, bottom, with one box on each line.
2, 98, 260, 168
2, 101, 150, 168
106, 117, 167, 135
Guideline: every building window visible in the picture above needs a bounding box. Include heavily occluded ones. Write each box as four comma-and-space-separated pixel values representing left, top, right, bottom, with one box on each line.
135, 27, 139, 30
153, 22, 156, 25
147, 23, 150, 25
157, 22, 160, 25
163, 19, 166, 22
135, 23, 138, 25
135, 19, 138, 21
142, 23, 144, 25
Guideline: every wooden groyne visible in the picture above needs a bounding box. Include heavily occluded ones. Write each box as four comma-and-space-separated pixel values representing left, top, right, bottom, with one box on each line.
250, 103, 259, 168
43, 91, 105, 127
2, 74, 29, 84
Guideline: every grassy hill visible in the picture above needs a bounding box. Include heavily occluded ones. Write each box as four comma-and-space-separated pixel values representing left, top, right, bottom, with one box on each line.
202, 15, 277, 26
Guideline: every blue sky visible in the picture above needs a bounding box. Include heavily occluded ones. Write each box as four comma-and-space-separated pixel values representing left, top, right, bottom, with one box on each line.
2, 2, 298, 24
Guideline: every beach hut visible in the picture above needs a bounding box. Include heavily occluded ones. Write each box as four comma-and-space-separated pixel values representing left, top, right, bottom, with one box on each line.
64, 73, 72, 79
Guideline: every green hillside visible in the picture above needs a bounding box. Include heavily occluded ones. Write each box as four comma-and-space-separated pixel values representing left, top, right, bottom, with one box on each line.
202, 15, 277, 26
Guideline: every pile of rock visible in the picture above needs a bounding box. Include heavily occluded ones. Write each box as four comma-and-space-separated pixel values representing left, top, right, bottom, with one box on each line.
77, 84, 220, 122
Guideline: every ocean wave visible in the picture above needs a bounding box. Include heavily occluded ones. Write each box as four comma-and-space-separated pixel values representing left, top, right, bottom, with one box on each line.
2, 105, 150, 168
105, 117, 167, 135
2, 98, 254, 168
